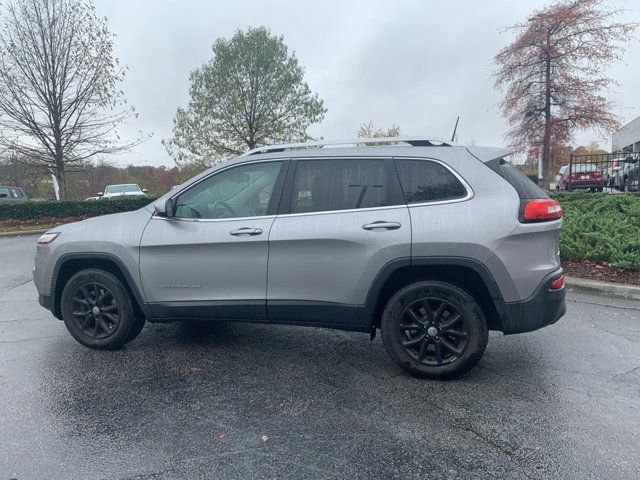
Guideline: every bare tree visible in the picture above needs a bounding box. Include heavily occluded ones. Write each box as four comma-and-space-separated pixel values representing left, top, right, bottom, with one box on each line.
0, 0, 144, 198
357, 121, 401, 139
494, 0, 638, 186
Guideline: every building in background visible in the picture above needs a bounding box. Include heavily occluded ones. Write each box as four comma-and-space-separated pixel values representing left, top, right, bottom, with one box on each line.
612, 115, 640, 153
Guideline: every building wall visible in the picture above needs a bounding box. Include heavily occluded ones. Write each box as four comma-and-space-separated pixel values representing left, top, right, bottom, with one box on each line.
612, 115, 640, 153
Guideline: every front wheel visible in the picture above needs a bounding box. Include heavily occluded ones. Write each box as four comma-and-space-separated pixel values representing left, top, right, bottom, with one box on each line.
381, 281, 488, 380
61, 269, 143, 349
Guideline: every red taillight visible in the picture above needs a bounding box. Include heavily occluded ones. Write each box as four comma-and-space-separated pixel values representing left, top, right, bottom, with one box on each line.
549, 275, 565, 291
522, 199, 563, 223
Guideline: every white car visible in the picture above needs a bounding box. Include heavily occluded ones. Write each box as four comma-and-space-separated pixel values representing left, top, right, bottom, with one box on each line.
98, 184, 148, 200
555, 165, 568, 189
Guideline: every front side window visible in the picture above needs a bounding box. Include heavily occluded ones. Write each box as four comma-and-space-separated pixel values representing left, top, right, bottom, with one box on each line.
290, 159, 394, 214
395, 159, 468, 204
174, 161, 283, 219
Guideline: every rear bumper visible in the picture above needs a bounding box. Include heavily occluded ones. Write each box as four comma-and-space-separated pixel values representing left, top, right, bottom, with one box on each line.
567, 182, 603, 189
496, 269, 566, 335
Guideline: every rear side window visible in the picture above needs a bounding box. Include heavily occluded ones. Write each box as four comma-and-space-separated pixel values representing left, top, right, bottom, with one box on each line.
486, 159, 549, 199
290, 159, 397, 214
395, 159, 467, 204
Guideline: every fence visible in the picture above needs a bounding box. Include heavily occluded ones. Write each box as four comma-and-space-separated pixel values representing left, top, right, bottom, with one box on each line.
564, 152, 640, 193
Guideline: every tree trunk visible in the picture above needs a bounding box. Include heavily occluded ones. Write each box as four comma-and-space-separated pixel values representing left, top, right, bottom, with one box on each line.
541, 37, 552, 190
55, 162, 66, 200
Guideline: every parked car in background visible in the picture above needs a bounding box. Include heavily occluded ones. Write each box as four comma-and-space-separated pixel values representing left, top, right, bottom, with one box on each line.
33, 137, 566, 380
615, 154, 639, 192
0, 186, 28, 202
98, 184, 148, 200
604, 158, 624, 188
555, 165, 568, 190
561, 163, 604, 192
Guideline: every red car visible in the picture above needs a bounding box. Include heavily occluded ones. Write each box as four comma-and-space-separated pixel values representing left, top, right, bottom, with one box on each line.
561, 164, 604, 192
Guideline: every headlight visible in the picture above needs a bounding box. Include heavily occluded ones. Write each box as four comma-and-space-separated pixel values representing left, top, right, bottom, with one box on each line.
37, 232, 60, 244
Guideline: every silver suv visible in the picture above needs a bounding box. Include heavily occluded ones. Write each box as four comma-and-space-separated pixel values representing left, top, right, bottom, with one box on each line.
33, 138, 566, 379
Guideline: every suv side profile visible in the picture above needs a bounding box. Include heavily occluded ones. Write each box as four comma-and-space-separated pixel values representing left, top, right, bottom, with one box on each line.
33, 138, 566, 380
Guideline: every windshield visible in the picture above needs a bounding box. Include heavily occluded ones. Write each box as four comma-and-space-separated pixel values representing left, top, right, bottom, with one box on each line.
572, 164, 599, 172
105, 184, 141, 194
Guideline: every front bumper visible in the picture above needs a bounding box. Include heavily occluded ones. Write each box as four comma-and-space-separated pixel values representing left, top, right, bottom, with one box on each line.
497, 269, 566, 335
38, 294, 53, 312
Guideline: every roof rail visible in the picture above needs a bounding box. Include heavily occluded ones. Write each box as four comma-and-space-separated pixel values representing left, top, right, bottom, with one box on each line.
241, 137, 452, 156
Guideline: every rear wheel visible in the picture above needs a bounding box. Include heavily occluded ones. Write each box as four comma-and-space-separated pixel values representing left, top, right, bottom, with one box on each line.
61, 269, 143, 349
381, 281, 488, 380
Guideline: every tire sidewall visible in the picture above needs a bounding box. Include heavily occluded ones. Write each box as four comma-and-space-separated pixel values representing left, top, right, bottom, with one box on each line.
61, 269, 136, 350
381, 281, 488, 380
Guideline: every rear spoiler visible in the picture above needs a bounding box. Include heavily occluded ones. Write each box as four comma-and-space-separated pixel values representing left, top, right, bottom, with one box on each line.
466, 147, 513, 163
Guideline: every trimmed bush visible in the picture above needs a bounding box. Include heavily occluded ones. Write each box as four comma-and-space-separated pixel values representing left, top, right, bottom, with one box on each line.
554, 191, 640, 270
0, 197, 158, 221
525, 172, 538, 184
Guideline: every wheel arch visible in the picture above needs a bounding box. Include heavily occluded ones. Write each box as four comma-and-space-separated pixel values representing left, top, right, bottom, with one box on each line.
363, 257, 504, 332
51, 253, 148, 320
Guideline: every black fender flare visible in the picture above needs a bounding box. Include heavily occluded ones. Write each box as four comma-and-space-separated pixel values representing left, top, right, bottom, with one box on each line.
51, 252, 150, 319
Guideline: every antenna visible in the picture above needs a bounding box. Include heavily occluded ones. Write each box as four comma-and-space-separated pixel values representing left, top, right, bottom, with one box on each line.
450, 116, 460, 143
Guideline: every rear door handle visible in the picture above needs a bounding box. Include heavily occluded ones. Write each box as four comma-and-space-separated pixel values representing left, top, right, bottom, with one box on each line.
362, 221, 401, 231
229, 227, 263, 236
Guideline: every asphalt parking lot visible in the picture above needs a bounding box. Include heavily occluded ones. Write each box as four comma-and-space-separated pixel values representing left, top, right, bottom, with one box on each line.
1, 235, 639, 479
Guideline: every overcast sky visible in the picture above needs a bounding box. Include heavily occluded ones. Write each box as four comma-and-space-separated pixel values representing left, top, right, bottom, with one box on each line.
97, 0, 640, 167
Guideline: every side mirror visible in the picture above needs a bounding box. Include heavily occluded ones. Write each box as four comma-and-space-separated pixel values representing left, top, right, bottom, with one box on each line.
97, 192, 103, 197
153, 198, 174, 217
142, 188, 148, 193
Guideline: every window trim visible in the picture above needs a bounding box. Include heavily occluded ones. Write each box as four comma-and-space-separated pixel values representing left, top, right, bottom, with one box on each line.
392, 156, 474, 207
154, 158, 289, 222
278, 157, 405, 217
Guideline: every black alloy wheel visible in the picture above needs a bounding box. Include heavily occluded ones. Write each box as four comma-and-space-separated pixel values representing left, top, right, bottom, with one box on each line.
61, 269, 144, 349
381, 281, 488, 380
71, 282, 120, 339
398, 297, 469, 366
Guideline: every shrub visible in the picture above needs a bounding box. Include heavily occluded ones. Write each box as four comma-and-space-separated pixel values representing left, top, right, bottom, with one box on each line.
525, 172, 538, 184
554, 191, 640, 270
0, 197, 158, 221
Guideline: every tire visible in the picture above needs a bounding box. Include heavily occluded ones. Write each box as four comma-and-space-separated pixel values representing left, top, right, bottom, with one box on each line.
61, 269, 142, 349
381, 281, 488, 380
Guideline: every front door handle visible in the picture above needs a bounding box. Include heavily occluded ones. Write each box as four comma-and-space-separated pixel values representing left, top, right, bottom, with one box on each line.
362, 221, 401, 231
229, 227, 263, 236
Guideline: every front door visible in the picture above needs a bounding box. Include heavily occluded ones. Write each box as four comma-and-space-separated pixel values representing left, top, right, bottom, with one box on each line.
139, 159, 286, 320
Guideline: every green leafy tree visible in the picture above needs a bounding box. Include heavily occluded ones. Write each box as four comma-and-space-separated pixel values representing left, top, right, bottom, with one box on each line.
164, 27, 326, 168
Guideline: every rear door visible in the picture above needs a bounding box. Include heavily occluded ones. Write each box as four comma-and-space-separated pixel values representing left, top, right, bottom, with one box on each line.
267, 157, 410, 327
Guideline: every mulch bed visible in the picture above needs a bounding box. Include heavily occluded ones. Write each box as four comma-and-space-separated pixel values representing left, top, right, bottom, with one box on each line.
0, 216, 88, 231
562, 260, 640, 286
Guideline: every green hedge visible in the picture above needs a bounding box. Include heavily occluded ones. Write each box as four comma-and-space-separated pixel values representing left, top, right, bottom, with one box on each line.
0, 197, 158, 221
555, 192, 640, 270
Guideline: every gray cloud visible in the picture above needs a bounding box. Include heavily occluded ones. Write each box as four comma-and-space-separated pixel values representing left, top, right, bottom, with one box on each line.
98, 0, 640, 166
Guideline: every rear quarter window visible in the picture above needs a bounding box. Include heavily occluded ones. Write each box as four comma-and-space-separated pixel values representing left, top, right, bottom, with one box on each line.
394, 159, 468, 204
486, 159, 549, 199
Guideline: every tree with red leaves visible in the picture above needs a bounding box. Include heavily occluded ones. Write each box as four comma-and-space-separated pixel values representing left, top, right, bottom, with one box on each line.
494, 0, 638, 186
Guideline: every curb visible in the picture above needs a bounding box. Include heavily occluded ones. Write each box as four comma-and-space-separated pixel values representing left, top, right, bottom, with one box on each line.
566, 276, 640, 301
0, 229, 48, 238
